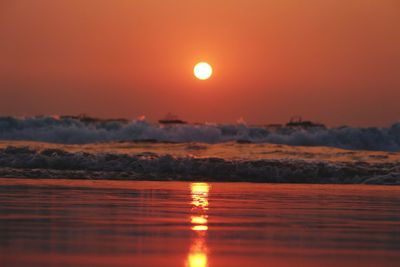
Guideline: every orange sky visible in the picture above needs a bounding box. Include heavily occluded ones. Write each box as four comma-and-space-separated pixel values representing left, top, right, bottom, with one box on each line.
0, 0, 399, 126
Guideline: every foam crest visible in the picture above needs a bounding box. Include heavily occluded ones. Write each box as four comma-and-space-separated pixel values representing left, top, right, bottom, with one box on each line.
0, 116, 399, 151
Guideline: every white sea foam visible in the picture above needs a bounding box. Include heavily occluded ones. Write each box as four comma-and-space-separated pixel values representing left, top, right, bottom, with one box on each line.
0, 116, 399, 151
0, 145, 399, 184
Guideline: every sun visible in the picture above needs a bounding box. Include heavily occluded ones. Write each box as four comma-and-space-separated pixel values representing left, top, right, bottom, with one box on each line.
194, 62, 213, 80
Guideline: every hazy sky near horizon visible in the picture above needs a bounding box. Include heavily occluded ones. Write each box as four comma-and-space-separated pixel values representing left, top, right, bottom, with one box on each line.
0, 0, 399, 126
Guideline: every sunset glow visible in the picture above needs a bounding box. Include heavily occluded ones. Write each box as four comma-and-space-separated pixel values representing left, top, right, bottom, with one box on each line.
1, 1, 399, 125
188, 252, 207, 267
191, 215, 208, 225
1, 1, 399, 267
187, 183, 210, 267
194, 62, 213, 80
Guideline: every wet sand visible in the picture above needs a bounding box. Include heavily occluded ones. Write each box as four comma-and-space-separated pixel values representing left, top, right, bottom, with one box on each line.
0, 179, 400, 267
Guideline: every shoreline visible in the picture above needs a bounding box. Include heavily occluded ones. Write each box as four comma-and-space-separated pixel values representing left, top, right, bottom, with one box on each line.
0, 142, 399, 185
0, 166, 398, 185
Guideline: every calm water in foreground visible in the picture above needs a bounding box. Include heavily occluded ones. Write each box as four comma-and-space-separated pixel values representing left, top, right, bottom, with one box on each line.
0, 179, 399, 267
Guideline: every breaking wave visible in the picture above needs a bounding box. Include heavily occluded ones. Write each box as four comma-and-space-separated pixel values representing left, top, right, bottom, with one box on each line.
0, 116, 399, 151
0, 146, 399, 184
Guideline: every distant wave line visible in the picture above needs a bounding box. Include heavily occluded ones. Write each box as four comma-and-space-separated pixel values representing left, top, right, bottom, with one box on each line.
0, 116, 399, 151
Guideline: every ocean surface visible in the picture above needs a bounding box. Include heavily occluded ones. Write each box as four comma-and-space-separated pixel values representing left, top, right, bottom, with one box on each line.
1, 116, 399, 184
1, 141, 399, 184
0, 178, 399, 267
1, 116, 400, 151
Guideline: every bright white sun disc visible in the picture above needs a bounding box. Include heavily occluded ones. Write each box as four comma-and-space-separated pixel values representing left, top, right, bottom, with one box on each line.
194, 62, 213, 80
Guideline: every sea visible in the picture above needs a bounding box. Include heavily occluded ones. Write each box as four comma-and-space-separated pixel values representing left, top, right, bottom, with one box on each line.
0, 179, 399, 267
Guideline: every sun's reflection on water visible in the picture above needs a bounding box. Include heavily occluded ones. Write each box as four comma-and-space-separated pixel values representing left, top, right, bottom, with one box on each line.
187, 183, 210, 267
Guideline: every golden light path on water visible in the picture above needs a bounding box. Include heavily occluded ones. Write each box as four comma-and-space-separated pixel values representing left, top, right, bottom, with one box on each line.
187, 183, 210, 267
